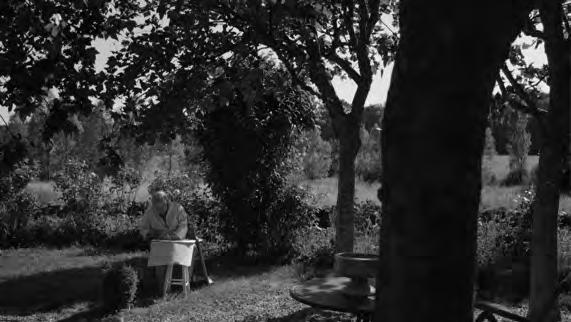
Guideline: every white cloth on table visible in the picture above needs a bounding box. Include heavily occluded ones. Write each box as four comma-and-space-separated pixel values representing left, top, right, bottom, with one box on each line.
147, 239, 196, 267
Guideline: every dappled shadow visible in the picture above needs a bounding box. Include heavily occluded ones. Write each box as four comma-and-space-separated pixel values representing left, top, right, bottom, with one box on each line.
0, 254, 151, 317
0, 249, 280, 319
0, 265, 104, 315
200, 252, 283, 279
238, 308, 355, 322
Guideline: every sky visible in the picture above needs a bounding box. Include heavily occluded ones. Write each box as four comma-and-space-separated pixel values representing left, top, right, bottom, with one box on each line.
0, 39, 393, 123
0, 31, 548, 124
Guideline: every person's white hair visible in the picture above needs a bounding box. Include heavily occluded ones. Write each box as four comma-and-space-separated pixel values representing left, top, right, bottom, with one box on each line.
150, 190, 169, 202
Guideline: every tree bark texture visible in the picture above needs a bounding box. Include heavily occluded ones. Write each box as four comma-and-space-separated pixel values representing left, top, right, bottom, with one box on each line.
375, 1, 532, 322
309, 58, 371, 253
529, 2, 570, 322
334, 114, 361, 253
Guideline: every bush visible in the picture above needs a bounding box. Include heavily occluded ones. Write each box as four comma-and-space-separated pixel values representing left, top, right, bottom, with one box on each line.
481, 127, 498, 186
261, 185, 320, 260
558, 228, 571, 279
0, 161, 40, 247
354, 200, 382, 235
291, 226, 335, 280
503, 111, 531, 186
101, 263, 139, 313
194, 62, 315, 255
501, 167, 530, 186
477, 188, 534, 300
299, 129, 332, 180
355, 127, 382, 183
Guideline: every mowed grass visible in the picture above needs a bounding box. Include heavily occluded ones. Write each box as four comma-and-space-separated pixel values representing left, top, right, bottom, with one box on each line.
0, 247, 145, 321
1, 247, 569, 322
0, 247, 355, 322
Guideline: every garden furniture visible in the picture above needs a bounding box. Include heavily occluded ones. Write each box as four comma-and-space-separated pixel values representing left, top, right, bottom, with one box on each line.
148, 238, 212, 298
290, 276, 374, 322
475, 271, 571, 322
291, 269, 571, 321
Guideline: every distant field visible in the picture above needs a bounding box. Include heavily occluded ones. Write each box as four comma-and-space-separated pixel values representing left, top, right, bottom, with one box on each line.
24, 181, 60, 204
24, 155, 571, 213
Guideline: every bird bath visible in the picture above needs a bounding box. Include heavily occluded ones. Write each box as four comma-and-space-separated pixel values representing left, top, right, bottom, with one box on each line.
334, 252, 379, 298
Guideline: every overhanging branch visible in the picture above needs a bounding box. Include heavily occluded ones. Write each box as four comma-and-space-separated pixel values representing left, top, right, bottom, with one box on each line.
326, 53, 361, 82
497, 68, 547, 120
523, 19, 545, 38
341, 1, 358, 49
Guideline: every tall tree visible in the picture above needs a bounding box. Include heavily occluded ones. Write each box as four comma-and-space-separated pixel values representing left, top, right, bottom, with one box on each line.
492, 3, 570, 320
106, 0, 398, 252
375, 0, 533, 321
528, 2, 570, 321
0, 0, 129, 171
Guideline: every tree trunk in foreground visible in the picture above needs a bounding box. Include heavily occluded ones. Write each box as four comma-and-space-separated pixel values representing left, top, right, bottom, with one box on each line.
529, 2, 570, 322
374, 1, 532, 322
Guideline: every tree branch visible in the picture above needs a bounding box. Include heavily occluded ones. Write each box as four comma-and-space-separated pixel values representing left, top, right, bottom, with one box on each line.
563, 9, 571, 42
326, 53, 361, 82
498, 67, 548, 119
357, 0, 370, 45
366, 0, 382, 37
341, 1, 358, 49
523, 19, 545, 38
496, 74, 508, 96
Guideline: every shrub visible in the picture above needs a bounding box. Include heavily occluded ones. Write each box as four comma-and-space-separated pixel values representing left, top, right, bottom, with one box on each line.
502, 167, 530, 186
300, 129, 332, 180
477, 188, 534, 300
482, 127, 498, 186
291, 226, 335, 280
101, 263, 139, 313
355, 127, 382, 183
0, 161, 40, 247
261, 185, 320, 260
558, 228, 571, 280
354, 200, 382, 235
184, 187, 228, 250
502, 111, 531, 186
315, 206, 335, 229
194, 61, 315, 254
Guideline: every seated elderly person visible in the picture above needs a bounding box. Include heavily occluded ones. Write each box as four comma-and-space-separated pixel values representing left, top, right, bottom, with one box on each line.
139, 190, 196, 295
140, 190, 196, 240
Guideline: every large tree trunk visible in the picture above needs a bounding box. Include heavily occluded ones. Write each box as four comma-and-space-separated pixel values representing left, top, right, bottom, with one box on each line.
374, 1, 532, 322
529, 2, 570, 322
334, 114, 361, 253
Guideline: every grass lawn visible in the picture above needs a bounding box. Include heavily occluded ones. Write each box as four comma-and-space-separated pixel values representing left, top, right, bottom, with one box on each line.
1, 247, 569, 322
0, 247, 354, 322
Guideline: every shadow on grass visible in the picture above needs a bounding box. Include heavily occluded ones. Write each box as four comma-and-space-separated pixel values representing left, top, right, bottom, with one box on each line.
0, 249, 280, 319
0, 255, 153, 318
0, 265, 104, 315
238, 308, 355, 322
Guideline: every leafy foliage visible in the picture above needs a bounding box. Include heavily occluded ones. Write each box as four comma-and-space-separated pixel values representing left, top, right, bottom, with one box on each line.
355, 126, 382, 182
102, 263, 139, 314
291, 128, 332, 180
502, 111, 532, 186
482, 127, 498, 185
0, 161, 39, 246
477, 188, 537, 300
193, 60, 315, 254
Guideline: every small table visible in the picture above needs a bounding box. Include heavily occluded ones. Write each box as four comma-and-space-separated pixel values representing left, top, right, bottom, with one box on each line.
148, 239, 196, 267
148, 239, 212, 298
290, 277, 375, 322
